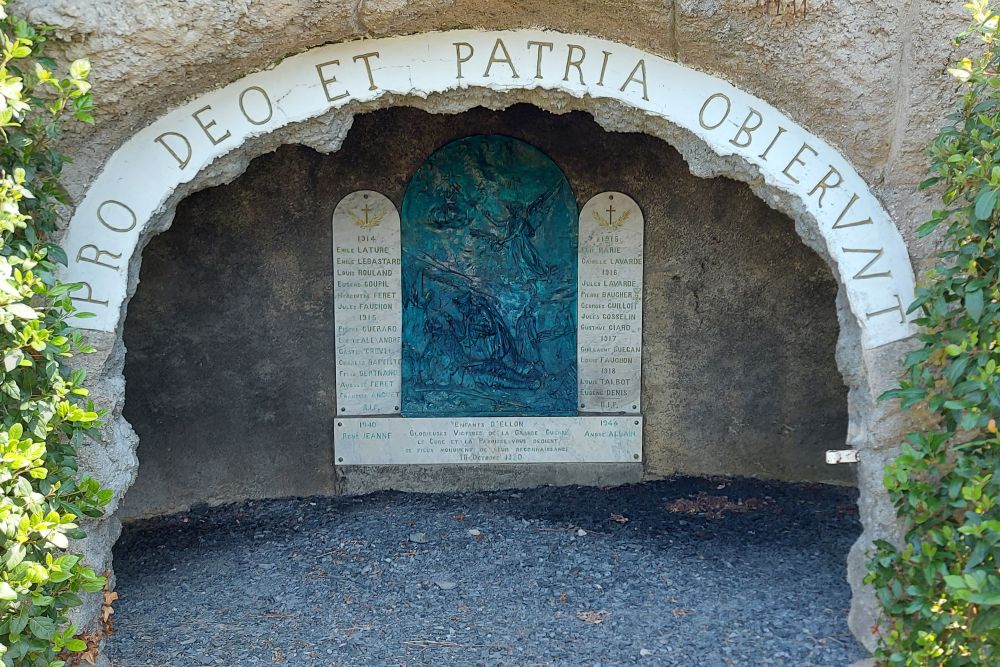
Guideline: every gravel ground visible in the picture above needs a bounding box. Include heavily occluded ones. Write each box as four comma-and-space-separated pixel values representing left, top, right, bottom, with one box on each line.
106, 477, 869, 667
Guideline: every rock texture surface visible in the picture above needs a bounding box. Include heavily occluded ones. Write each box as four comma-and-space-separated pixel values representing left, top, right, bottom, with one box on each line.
7, 0, 969, 655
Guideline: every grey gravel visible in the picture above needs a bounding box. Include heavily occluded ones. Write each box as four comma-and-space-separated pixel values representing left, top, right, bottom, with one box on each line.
432, 578, 458, 591
106, 477, 870, 666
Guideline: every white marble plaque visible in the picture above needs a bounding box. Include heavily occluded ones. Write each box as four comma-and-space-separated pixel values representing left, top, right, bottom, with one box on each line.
577, 192, 644, 413
335, 416, 642, 465
332, 191, 402, 415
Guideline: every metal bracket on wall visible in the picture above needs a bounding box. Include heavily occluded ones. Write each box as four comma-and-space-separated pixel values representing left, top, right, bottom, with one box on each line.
825, 449, 861, 464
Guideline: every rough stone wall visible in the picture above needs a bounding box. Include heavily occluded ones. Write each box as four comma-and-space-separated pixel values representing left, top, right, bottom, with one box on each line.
120, 105, 848, 519
6, 0, 973, 657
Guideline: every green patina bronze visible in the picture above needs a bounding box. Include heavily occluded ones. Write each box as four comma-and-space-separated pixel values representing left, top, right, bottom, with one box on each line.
401, 135, 578, 417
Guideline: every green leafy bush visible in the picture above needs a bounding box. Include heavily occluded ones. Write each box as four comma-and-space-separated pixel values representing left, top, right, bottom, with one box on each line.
0, 2, 110, 665
866, 2, 1000, 664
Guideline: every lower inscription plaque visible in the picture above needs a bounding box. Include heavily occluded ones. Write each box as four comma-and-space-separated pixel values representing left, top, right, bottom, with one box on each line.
335, 416, 642, 465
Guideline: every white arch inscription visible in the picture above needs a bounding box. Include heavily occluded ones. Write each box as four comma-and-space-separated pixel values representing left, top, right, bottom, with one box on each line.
61, 29, 916, 349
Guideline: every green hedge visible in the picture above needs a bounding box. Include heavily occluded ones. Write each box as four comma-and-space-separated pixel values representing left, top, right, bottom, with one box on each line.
867, 2, 1000, 665
0, 2, 110, 665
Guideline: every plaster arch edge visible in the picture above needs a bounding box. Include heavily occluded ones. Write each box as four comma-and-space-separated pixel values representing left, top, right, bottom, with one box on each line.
61, 28, 917, 351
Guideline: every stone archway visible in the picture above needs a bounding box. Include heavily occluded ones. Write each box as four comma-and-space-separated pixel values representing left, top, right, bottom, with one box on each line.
62, 30, 918, 653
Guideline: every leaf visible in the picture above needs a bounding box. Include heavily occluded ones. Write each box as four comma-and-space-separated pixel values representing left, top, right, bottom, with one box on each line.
949, 65, 972, 79
967, 591, 1000, 606
69, 59, 90, 80
45, 530, 68, 549
0, 582, 16, 600
64, 638, 87, 652
27, 616, 56, 640
965, 288, 984, 322
2, 380, 20, 400
10, 611, 28, 634
7, 302, 37, 320
945, 354, 972, 386
3, 350, 21, 371
880, 387, 925, 406
915, 218, 943, 236
974, 188, 998, 220
966, 539, 990, 568
5, 543, 24, 568
44, 245, 67, 267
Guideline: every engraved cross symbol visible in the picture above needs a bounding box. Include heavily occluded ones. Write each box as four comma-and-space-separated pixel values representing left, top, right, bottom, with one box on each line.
606, 204, 616, 226
361, 203, 373, 226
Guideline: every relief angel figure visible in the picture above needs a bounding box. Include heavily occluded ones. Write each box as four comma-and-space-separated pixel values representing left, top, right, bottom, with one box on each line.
473, 179, 567, 279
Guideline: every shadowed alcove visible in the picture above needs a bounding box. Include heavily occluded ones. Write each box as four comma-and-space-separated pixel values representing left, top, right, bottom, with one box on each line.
119, 104, 849, 519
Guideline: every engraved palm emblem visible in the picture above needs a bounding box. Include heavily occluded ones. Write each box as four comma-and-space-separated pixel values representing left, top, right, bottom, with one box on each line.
348, 202, 387, 228
593, 203, 631, 229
